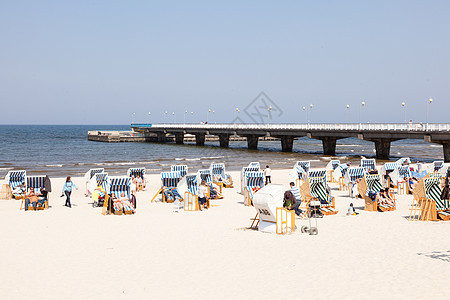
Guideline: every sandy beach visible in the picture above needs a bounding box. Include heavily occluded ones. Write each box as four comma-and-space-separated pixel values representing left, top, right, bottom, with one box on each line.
0, 168, 449, 300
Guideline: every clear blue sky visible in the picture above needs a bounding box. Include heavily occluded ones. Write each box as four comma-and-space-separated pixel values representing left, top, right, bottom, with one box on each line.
0, 0, 449, 124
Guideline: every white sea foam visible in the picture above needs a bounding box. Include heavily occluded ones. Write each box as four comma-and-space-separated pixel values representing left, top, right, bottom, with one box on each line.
175, 158, 184, 161
0, 167, 13, 171
200, 156, 225, 160
185, 158, 201, 161
46, 164, 63, 167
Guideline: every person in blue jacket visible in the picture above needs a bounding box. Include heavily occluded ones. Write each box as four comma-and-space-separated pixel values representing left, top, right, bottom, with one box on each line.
62, 176, 78, 208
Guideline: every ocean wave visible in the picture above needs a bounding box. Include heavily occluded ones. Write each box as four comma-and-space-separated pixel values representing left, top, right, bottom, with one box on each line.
175, 158, 184, 161
185, 158, 200, 161
200, 156, 225, 160
0, 167, 13, 171
337, 144, 362, 147
45, 164, 63, 167
94, 162, 137, 166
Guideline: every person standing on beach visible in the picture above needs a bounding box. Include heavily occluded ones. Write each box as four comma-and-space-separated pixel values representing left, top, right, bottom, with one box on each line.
62, 176, 78, 208
264, 165, 272, 184
198, 180, 208, 211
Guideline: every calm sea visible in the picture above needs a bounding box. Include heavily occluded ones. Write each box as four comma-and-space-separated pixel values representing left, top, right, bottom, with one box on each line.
0, 125, 443, 178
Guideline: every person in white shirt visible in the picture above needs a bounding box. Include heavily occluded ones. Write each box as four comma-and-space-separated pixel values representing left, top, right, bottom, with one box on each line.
198, 180, 208, 211
264, 165, 272, 184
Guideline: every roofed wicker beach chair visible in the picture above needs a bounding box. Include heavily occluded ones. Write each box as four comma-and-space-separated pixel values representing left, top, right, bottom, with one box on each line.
243, 171, 265, 206
198, 169, 223, 199
240, 164, 261, 194
171, 165, 188, 177
333, 163, 349, 191
358, 174, 395, 212
360, 158, 376, 172
83, 168, 104, 195
296, 161, 310, 173
210, 163, 233, 188
410, 177, 450, 221
127, 167, 146, 190
178, 174, 210, 211
103, 177, 133, 215
5, 170, 27, 199
325, 160, 340, 182
344, 167, 366, 196
89, 172, 109, 207
20, 175, 51, 211
151, 171, 182, 202
299, 175, 338, 215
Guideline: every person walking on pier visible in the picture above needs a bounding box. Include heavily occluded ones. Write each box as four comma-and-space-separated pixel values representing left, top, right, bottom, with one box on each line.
264, 165, 272, 184
62, 176, 78, 208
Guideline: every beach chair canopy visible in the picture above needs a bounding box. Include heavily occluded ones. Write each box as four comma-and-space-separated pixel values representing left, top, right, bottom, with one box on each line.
389, 165, 411, 184
308, 169, 327, 181
396, 157, 411, 165
171, 165, 188, 177
197, 169, 212, 184
210, 163, 226, 178
360, 158, 376, 172
434, 160, 444, 170
333, 164, 349, 182
109, 177, 131, 199
127, 168, 145, 179
384, 162, 400, 172
87, 172, 109, 194
27, 175, 52, 193
244, 171, 264, 189
241, 166, 261, 193
247, 162, 260, 169
326, 160, 340, 170
185, 175, 199, 195
424, 178, 449, 210
365, 174, 383, 193
5, 170, 27, 189
160, 171, 182, 188
84, 168, 104, 182
295, 161, 310, 173
344, 167, 366, 185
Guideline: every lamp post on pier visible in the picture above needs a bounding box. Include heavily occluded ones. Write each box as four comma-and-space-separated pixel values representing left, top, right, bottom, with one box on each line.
267, 106, 272, 122
131, 112, 136, 124
207, 109, 211, 123
212, 110, 216, 123
359, 101, 365, 129
191, 111, 194, 123
172, 112, 176, 123
164, 111, 168, 123
184, 110, 188, 124
234, 107, 240, 121
148, 112, 151, 124
426, 98, 433, 130
401, 102, 406, 123
302, 104, 313, 128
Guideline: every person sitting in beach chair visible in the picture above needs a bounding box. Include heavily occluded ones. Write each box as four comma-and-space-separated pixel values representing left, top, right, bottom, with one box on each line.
36, 188, 48, 209
198, 181, 209, 211
12, 183, 26, 199
92, 186, 106, 207
110, 193, 123, 212
120, 192, 135, 213
379, 189, 395, 207
135, 175, 144, 191
24, 187, 39, 211
283, 190, 301, 216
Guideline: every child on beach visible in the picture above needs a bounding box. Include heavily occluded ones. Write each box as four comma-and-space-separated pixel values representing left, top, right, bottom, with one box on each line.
347, 203, 358, 215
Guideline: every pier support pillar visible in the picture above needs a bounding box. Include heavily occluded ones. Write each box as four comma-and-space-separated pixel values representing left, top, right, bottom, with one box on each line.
280, 136, 294, 152
320, 137, 337, 156
218, 134, 230, 148
372, 138, 391, 160
195, 133, 205, 146
157, 132, 166, 143
175, 133, 184, 144
442, 142, 450, 162
246, 135, 259, 150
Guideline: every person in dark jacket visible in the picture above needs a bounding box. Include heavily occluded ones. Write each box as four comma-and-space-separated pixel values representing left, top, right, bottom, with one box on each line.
284, 190, 302, 216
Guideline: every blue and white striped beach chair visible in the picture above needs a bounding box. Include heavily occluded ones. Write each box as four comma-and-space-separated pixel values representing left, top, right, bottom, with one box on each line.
384, 162, 400, 173
182, 174, 206, 211
344, 167, 366, 196
6, 170, 26, 190
248, 162, 260, 169
21, 175, 51, 210
240, 166, 261, 194
89, 172, 109, 207
151, 171, 182, 202
325, 160, 340, 182
84, 168, 104, 194
210, 163, 225, 178
396, 157, 411, 165
197, 169, 213, 184
127, 167, 146, 190
210, 163, 233, 188
105, 177, 132, 215
171, 165, 188, 177
295, 161, 310, 173
433, 160, 444, 171
243, 171, 264, 206
360, 158, 376, 172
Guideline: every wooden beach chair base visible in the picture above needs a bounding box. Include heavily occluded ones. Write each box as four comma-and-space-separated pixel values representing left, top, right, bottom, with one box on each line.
276, 208, 295, 235
0, 184, 12, 200
338, 177, 346, 191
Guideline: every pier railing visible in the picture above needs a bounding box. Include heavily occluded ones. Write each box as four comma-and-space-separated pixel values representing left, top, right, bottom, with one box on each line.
131, 123, 450, 132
